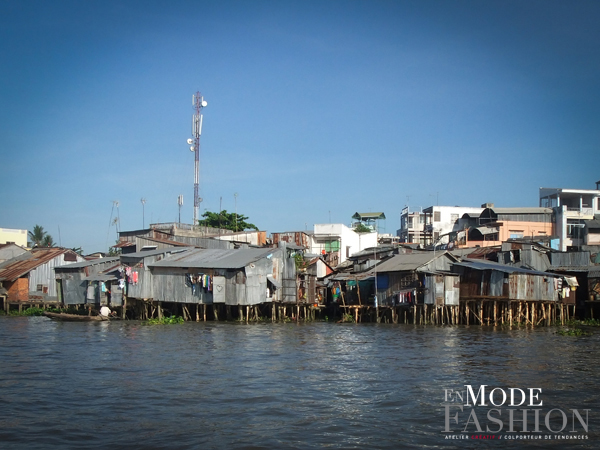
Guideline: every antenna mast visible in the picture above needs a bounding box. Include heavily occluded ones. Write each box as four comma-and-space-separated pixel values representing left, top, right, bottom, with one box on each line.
190, 92, 207, 225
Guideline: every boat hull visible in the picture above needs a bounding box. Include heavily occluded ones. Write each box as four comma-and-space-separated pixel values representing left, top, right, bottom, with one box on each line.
42, 312, 109, 322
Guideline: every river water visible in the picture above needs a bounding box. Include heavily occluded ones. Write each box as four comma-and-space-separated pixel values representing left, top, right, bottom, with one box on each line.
0, 316, 598, 449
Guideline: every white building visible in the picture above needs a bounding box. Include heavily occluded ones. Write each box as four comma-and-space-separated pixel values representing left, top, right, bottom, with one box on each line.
0, 228, 27, 247
398, 206, 484, 246
310, 223, 378, 267
540, 181, 600, 251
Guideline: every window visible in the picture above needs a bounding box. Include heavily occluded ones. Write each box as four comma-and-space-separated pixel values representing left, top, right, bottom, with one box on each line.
509, 231, 524, 239
420, 215, 425, 224
433, 211, 441, 222
324, 240, 340, 252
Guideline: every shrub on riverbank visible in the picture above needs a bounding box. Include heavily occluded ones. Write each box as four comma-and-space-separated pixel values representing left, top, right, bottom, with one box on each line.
144, 316, 184, 325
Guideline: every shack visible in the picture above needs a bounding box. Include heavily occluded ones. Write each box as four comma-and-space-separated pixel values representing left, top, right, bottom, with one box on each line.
453, 258, 562, 325
0, 248, 84, 304
374, 251, 459, 306
140, 245, 297, 321
54, 257, 121, 306
120, 248, 190, 301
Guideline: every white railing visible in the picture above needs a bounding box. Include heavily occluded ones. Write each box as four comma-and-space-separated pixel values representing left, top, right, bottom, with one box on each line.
566, 207, 593, 216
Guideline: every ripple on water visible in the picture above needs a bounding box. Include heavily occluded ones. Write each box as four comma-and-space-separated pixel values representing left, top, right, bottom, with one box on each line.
0, 318, 599, 449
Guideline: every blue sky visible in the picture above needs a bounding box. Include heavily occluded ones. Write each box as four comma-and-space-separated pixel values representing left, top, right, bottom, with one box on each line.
1, 0, 599, 253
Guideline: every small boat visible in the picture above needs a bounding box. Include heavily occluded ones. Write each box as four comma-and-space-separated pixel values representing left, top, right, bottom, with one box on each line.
42, 311, 110, 322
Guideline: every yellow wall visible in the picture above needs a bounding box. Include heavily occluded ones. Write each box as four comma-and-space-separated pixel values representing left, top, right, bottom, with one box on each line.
0, 228, 28, 247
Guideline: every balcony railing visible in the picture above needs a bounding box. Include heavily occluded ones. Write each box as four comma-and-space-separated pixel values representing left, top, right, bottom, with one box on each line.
566, 207, 593, 216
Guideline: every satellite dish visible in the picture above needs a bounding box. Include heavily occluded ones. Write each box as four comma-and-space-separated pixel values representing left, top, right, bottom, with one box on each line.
201, 100, 208, 107
187, 138, 193, 145
190, 146, 195, 152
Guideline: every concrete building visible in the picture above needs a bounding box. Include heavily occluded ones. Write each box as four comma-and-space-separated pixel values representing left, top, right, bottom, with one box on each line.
310, 223, 378, 267
397, 207, 427, 245
421, 206, 484, 246
465, 207, 555, 248
539, 181, 600, 251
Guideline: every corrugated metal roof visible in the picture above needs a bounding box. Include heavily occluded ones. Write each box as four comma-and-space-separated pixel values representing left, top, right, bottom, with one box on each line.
550, 266, 596, 273
456, 258, 559, 277
113, 241, 136, 248
375, 252, 448, 273
0, 248, 70, 282
149, 247, 277, 269
54, 257, 120, 270
352, 212, 386, 220
140, 236, 193, 247
585, 215, 600, 229
121, 248, 189, 260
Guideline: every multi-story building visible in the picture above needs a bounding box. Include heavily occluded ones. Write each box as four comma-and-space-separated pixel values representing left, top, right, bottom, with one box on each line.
397, 207, 426, 245
422, 205, 485, 246
466, 206, 555, 247
310, 223, 378, 267
540, 181, 600, 251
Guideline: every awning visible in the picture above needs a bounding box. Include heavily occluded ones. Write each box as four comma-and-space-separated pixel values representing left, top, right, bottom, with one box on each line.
564, 276, 579, 287
474, 226, 498, 235
267, 275, 281, 289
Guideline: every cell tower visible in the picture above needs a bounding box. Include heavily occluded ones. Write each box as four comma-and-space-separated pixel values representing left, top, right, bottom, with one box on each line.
189, 92, 207, 225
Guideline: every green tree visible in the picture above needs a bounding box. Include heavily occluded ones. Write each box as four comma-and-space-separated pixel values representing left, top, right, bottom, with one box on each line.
354, 223, 372, 233
28, 225, 55, 247
108, 240, 122, 256
198, 210, 259, 232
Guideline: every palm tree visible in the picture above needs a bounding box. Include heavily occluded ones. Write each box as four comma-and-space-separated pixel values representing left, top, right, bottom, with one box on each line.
28, 225, 46, 247
42, 235, 55, 247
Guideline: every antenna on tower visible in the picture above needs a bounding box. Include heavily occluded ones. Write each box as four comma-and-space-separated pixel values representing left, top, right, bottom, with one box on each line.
190, 92, 207, 226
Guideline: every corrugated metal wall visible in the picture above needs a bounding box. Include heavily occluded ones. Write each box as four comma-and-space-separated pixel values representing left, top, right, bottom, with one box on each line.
550, 251, 591, 267
152, 268, 215, 304
30, 254, 84, 298
509, 274, 556, 301
424, 274, 460, 305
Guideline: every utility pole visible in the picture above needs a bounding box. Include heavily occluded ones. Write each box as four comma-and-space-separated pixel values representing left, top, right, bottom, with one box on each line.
234, 192, 238, 232
141, 198, 146, 228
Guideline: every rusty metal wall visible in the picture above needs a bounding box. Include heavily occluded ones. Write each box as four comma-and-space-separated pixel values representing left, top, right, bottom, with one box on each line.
508, 274, 556, 301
